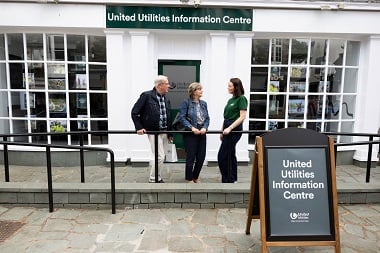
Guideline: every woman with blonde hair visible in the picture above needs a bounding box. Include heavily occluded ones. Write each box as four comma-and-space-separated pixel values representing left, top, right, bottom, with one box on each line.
178, 82, 210, 183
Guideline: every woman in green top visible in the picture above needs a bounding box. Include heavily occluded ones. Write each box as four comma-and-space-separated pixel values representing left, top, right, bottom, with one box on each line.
218, 78, 248, 183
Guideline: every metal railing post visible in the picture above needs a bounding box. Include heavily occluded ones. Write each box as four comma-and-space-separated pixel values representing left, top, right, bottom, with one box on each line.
3, 136, 9, 182
154, 133, 159, 182
46, 146, 54, 212
366, 135, 373, 183
80, 133, 85, 183
109, 150, 116, 214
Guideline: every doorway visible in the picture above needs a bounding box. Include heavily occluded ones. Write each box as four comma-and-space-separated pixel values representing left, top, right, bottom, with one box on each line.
158, 60, 201, 161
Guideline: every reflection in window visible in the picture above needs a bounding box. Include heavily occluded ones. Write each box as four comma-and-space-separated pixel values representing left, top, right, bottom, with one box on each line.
11, 91, 28, 117
344, 68, 358, 93
1, 32, 107, 145
9, 63, 25, 89
326, 67, 342, 93
325, 95, 340, 120
88, 36, 106, 62
310, 39, 327, 65
67, 35, 85, 62
26, 34, 44, 61
90, 93, 107, 117
91, 120, 108, 144
308, 67, 323, 92
328, 40, 345, 66
69, 93, 87, 117
0, 34, 5, 60
31, 120, 48, 143
271, 39, 289, 64
346, 41, 360, 66
342, 95, 355, 119
0, 63, 6, 89
0, 119, 10, 134
307, 95, 323, 120
68, 64, 86, 90
12, 120, 28, 142
28, 63, 45, 89
89, 65, 107, 90
340, 122, 354, 142
269, 95, 286, 119
249, 94, 266, 119
7, 33, 24, 60
0, 91, 9, 117
47, 34, 64, 61
252, 39, 270, 65
251, 67, 267, 92
30, 92, 46, 118
291, 38, 308, 64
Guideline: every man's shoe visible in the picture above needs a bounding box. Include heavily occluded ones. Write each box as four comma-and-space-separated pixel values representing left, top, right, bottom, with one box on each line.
149, 178, 164, 183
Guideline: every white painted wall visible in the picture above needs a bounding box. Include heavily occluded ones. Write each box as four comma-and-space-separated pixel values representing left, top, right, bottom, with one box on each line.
1, 2, 379, 162
353, 36, 380, 161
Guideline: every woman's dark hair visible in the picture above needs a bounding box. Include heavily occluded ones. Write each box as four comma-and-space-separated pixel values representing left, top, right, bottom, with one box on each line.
230, 77, 244, 97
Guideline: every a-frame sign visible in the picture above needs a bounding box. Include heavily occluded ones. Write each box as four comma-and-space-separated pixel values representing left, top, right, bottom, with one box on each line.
246, 128, 341, 253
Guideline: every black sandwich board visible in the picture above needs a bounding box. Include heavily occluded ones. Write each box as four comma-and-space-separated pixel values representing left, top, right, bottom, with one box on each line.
246, 128, 341, 253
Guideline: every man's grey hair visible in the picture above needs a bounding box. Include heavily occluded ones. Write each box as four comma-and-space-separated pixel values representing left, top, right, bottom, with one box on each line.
154, 75, 168, 87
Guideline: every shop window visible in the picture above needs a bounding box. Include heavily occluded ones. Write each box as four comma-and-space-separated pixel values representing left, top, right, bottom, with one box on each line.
0, 91, 9, 117
271, 39, 289, 64
47, 34, 64, 61
68, 64, 86, 90
89, 65, 107, 90
291, 39, 308, 64
0, 34, 5, 60
7, 33, 24, 60
0, 119, 10, 134
252, 39, 270, 65
0, 33, 107, 145
9, 63, 25, 89
0, 63, 6, 89
88, 36, 106, 62
310, 39, 327, 65
67, 35, 86, 62
250, 38, 359, 144
28, 63, 45, 90
26, 34, 44, 61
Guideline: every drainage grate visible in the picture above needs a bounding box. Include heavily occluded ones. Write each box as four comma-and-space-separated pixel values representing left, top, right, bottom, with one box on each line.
0, 221, 25, 242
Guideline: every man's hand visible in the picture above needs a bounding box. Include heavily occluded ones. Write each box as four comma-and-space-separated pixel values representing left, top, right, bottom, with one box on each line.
137, 129, 146, 135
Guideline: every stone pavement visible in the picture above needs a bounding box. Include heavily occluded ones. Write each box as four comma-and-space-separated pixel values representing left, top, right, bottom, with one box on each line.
1, 163, 379, 186
0, 204, 379, 253
0, 163, 379, 252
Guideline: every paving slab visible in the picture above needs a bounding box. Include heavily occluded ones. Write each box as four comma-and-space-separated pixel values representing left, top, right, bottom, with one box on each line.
0, 205, 378, 253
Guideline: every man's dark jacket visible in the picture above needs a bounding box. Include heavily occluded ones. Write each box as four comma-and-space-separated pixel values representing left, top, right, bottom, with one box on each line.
131, 88, 172, 132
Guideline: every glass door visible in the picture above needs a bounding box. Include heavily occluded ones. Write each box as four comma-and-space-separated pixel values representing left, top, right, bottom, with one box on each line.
158, 60, 201, 161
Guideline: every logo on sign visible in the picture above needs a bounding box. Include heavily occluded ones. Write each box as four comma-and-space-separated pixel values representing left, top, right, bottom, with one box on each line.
289, 212, 310, 223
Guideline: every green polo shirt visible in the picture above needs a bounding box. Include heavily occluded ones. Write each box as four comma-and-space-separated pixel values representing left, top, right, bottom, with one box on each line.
223, 95, 248, 120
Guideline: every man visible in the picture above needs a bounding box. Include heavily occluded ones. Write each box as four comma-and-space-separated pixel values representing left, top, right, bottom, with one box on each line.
131, 75, 173, 183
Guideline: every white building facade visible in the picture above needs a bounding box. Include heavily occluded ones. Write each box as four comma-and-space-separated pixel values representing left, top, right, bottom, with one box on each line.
0, 1, 379, 164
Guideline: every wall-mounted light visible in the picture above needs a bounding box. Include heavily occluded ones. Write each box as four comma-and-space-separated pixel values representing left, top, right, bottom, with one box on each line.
194, 0, 201, 8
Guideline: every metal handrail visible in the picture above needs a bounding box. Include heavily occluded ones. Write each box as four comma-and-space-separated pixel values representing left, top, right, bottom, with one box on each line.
1, 129, 379, 214
0, 138, 116, 214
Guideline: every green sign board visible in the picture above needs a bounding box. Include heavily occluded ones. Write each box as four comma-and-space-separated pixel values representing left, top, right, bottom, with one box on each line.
106, 6, 252, 31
